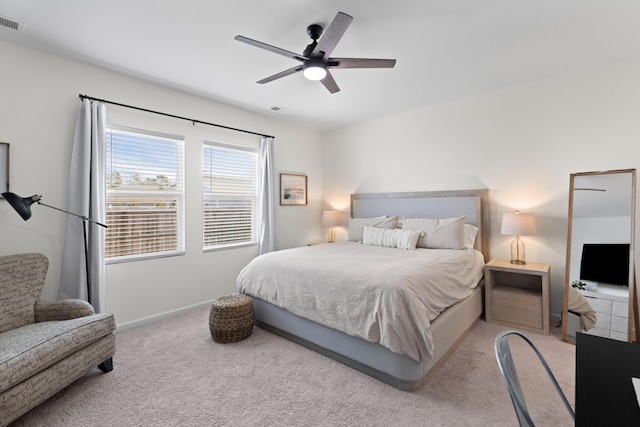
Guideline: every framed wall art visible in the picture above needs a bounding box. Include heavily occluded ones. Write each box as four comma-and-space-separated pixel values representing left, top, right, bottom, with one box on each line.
280, 173, 307, 205
0, 143, 8, 194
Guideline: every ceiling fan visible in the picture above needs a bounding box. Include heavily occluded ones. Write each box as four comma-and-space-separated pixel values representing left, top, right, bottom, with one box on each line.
234, 11, 396, 94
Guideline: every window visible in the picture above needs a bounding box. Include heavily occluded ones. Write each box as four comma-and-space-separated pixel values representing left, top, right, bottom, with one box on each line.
105, 126, 185, 261
202, 142, 258, 250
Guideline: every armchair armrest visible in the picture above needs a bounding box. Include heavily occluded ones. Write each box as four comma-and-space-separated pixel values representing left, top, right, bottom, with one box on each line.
34, 299, 95, 322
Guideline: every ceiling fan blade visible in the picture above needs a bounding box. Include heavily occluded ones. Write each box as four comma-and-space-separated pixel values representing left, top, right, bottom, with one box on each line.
328, 58, 397, 69
235, 35, 308, 62
320, 71, 340, 94
257, 65, 304, 84
312, 12, 353, 58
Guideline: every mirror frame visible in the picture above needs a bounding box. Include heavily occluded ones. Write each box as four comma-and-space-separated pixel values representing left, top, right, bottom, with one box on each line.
0, 142, 8, 194
562, 169, 637, 344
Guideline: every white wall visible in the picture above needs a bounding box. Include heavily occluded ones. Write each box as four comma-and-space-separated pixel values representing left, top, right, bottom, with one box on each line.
322, 59, 640, 317
0, 40, 323, 327
4, 38, 640, 326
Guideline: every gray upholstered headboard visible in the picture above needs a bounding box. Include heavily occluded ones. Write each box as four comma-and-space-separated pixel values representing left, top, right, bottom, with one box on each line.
350, 189, 491, 262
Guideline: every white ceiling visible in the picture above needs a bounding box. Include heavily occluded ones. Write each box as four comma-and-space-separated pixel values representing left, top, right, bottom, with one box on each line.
1, 1, 639, 131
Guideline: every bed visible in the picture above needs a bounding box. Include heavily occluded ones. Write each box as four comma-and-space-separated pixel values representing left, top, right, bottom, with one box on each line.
237, 189, 491, 391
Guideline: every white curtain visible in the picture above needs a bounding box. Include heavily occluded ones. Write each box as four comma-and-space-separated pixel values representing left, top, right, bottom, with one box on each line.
58, 99, 107, 312
259, 136, 275, 255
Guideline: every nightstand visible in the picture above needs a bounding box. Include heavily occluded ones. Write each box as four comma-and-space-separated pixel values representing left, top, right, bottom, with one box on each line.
485, 259, 550, 334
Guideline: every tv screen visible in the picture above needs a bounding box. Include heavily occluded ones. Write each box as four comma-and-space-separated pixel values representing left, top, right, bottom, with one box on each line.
580, 243, 630, 287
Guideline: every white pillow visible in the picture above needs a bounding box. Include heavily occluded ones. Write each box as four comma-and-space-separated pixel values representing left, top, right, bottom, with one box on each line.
361, 226, 422, 250
348, 215, 399, 242
464, 224, 479, 249
376, 215, 399, 229
402, 216, 466, 249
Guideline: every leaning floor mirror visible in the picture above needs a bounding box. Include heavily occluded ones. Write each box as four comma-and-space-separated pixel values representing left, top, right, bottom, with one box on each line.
562, 169, 637, 344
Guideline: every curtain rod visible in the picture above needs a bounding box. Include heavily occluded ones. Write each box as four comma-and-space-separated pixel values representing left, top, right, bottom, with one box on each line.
78, 94, 275, 139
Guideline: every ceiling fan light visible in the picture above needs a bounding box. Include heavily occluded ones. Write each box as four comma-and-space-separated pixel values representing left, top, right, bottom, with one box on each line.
303, 61, 327, 81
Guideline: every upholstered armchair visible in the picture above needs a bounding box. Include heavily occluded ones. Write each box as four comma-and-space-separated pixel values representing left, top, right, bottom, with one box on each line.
0, 253, 115, 426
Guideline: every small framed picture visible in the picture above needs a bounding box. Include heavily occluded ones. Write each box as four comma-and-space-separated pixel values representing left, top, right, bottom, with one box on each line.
0, 142, 8, 194
280, 173, 307, 205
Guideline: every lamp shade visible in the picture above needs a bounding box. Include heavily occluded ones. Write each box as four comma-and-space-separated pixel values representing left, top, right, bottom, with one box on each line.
322, 210, 342, 227
2, 192, 41, 221
303, 59, 327, 81
501, 211, 536, 236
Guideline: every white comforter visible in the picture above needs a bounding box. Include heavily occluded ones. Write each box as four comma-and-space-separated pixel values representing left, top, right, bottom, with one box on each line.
237, 242, 485, 362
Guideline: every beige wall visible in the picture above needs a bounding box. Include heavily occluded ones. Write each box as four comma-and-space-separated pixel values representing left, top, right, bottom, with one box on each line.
0, 40, 323, 327
322, 59, 640, 317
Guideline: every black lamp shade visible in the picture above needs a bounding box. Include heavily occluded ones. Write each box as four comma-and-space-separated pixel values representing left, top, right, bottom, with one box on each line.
1, 192, 40, 221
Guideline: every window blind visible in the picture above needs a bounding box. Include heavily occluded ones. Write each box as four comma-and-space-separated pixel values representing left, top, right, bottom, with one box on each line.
203, 142, 258, 250
106, 126, 185, 261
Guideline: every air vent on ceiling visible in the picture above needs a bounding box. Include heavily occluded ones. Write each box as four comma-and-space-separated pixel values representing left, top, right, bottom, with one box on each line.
270, 106, 288, 113
0, 15, 24, 31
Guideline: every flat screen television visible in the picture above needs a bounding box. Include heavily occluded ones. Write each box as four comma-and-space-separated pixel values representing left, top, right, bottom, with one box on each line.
580, 243, 630, 287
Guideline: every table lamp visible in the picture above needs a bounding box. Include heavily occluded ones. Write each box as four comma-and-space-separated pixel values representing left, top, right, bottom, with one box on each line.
322, 210, 341, 243
501, 210, 536, 265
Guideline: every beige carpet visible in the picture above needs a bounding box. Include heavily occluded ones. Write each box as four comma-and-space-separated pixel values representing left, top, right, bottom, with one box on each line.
12, 306, 576, 426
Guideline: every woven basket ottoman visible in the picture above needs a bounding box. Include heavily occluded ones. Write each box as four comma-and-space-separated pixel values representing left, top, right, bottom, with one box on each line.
209, 294, 255, 343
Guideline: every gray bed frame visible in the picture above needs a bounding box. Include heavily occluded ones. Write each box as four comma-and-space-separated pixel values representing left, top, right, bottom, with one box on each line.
251, 189, 491, 391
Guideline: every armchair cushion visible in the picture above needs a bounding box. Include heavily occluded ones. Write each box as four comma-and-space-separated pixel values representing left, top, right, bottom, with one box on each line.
0, 253, 49, 333
0, 312, 115, 393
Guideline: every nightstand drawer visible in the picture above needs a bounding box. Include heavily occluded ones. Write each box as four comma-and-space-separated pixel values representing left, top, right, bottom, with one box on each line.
612, 301, 628, 317
594, 314, 611, 331
586, 296, 612, 314
610, 330, 628, 341
611, 315, 628, 333
491, 285, 542, 330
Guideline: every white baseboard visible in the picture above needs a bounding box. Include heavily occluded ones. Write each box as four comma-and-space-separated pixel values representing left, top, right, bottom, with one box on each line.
115, 299, 214, 332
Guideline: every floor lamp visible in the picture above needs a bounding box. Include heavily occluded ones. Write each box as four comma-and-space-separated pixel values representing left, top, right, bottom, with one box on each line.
2, 192, 107, 303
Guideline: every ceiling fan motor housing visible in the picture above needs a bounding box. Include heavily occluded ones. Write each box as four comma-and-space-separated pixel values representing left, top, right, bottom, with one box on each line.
307, 24, 323, 40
